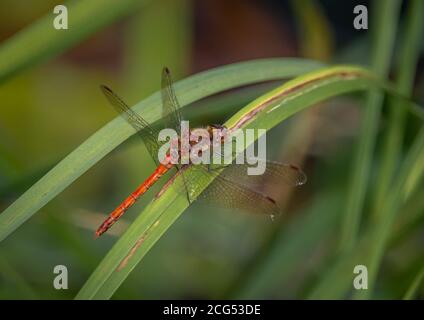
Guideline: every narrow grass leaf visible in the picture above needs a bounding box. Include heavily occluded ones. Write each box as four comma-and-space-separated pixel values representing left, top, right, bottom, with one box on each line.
403, 267, 424, 299
0, 59, 323, 242
373, 0, 424, 218
339, 0, 401, 252
76, 66, 393, 299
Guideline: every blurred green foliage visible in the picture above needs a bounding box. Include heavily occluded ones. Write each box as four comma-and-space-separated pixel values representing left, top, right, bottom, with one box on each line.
0, 0, 423, 299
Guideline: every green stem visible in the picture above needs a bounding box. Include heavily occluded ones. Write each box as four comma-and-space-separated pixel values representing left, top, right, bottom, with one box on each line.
403, 267, 424, 299
355, 127, 424, 299
339, 0, 401, 252
373, 0, 424, 218
308, 134, 424, 299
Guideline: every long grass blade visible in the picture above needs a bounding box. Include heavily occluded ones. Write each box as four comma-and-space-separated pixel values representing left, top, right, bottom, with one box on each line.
403, 267, 424, 299
373, 0, 424, 216
76, 66, 402, 299
354, 128, 424, 299
0, 59, 323, 242
339, 0, 402, 253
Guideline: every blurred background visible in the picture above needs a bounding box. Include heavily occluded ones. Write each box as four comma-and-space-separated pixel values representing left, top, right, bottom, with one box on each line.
0, 0, 423, 299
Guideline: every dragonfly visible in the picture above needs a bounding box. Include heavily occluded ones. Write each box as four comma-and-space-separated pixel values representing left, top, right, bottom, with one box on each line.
95, 67, 306, 237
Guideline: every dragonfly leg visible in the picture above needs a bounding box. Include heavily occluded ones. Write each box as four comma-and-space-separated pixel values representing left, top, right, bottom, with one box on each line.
176, 165, 192, 204
207, 164, 229, 172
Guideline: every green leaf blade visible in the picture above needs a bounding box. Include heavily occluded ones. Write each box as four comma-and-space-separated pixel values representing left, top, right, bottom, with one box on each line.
76, 65, 379, 299
0, 59, 323, 242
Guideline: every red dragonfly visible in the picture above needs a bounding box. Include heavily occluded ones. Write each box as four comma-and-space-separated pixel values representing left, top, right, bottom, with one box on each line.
95, 67, 306, 237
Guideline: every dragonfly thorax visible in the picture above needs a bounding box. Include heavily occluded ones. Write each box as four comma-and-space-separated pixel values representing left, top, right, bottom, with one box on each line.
163, 124, 228, 165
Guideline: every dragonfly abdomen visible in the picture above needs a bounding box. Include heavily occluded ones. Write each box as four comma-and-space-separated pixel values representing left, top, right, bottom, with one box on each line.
95, 163, 172, 237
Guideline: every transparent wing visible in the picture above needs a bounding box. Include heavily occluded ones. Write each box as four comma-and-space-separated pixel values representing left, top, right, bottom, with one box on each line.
161, 67, 182, 133
178, 160, 306, 216
194, 165, 282, 217
217, 160, 307, 188
160, 68, 193, 201
100, 85, 161, 164
208, 144, 306, 187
